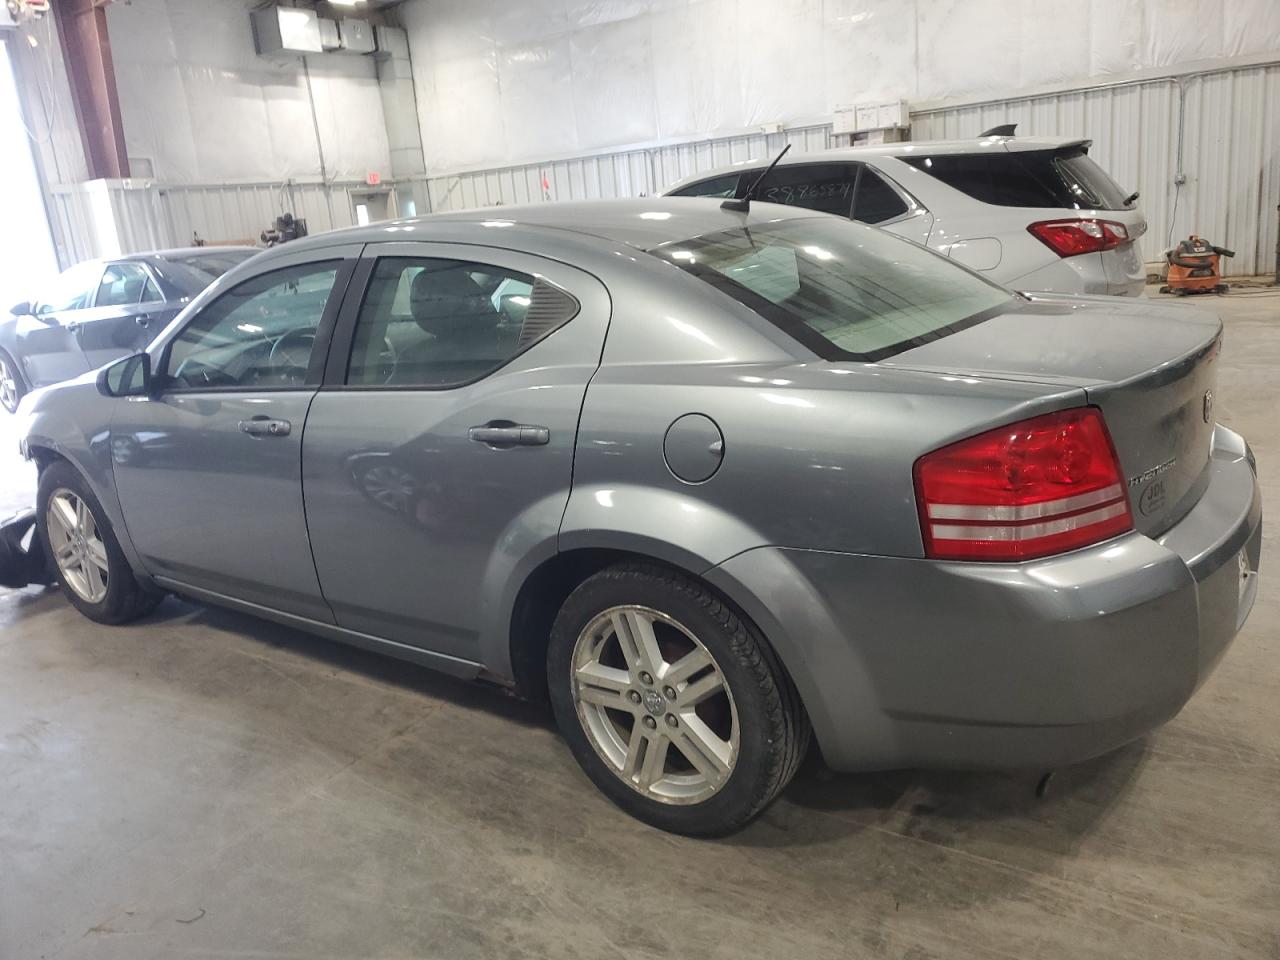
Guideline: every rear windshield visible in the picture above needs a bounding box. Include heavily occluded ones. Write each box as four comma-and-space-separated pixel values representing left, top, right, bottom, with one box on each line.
902, 148, 1133, 210
654, 218, 1013, 362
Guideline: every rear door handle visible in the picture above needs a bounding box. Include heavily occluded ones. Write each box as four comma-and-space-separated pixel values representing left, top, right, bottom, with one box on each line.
239, 417, 291, 437
468, 423, 550, 448
135, 314, 151, 328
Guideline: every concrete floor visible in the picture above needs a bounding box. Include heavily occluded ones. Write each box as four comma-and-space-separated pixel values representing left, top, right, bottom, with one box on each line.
2, 291, 1278, 960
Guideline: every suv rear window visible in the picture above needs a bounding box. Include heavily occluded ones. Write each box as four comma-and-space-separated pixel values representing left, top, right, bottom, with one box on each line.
902, 148, 1133, 210
654, 218, 1012, 362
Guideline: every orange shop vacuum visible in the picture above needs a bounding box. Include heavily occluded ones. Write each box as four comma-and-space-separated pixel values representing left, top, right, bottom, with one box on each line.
1160, 235, 1235, 295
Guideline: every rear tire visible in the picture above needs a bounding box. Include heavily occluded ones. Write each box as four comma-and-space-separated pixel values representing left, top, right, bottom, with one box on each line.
37, 460, 162, 624
547, 562, 809, 836
0, 348, 25, 414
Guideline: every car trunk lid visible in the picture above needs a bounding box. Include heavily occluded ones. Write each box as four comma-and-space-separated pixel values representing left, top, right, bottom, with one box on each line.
882, 294, 1222, 536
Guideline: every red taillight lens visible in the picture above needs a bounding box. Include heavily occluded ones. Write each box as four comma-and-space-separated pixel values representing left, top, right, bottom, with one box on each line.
1027, 218, 1130, 257
914, 407, 1134, 562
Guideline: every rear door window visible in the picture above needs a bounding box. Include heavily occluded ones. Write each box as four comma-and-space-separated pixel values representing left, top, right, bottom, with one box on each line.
754, 163, 858, 217
902, 148, 1133, 210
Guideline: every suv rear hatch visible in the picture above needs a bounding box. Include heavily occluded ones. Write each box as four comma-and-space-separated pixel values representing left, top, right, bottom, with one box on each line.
883, 294, 1222, 537
901, 141, 1147, 294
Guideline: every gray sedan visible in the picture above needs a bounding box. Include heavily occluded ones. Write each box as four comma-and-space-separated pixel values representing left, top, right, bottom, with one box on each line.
1, 246, 258, 412
17, 200, 1261, 835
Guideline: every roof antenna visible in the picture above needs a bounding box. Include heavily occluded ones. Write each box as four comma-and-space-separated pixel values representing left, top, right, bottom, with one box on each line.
979, 123, 1017, 138
721, 144, 791, 213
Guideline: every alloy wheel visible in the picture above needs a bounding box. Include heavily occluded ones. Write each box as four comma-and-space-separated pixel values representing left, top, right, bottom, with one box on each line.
571, 605, 739, 805
46, 489, 110, 604
0, 355, 17, 412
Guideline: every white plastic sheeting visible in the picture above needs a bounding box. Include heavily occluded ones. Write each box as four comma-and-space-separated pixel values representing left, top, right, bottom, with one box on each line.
403, 0, 1280, 174
105, 0, 391, 183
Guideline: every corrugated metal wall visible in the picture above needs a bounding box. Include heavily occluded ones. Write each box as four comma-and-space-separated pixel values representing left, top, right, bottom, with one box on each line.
420, 63, 1280, 277
47, 179, 405, 264
424, 125, 834, 213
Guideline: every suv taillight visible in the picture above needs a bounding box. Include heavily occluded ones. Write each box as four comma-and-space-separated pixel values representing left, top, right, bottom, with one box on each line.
1027, 218, 1129, 257
914, 408, 1133, 562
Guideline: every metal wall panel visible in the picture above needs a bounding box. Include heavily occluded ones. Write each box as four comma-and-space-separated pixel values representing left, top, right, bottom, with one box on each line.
424, 124, 839, 213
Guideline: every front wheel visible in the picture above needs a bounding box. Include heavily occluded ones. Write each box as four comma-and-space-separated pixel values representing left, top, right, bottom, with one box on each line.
548, 563, 810, 836
37, 459, 162, 624
0, 349, 25, 414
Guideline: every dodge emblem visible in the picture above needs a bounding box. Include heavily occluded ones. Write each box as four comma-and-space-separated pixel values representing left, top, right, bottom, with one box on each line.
1203, 389, 1215, 423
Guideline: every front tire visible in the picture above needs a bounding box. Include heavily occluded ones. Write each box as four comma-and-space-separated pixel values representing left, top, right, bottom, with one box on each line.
37, 460, 162, 624
0, 349, 25, 414
548, 563, 810, 836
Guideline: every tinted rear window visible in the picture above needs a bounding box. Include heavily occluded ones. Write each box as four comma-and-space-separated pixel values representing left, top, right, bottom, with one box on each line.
654, 218, 1012, 362
902, 148, 1133, 210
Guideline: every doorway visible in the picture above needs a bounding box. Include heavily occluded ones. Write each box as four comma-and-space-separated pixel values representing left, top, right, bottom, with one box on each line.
0, 38, 58, 311
351, 190, 391, 226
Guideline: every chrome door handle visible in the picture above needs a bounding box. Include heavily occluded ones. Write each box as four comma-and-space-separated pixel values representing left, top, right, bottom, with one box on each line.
239, 417, 291, 437
468, 423, 550, 448
135, 314, 151, 328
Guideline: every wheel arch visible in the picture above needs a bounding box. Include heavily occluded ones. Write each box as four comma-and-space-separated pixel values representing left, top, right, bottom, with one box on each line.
505, 541, 810, 730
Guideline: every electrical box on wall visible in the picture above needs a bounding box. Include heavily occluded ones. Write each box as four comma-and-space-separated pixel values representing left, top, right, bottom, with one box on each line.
250, 6, 323, 56
317, 18, 341, 52
338, 18, 375, 55
832, 99, 910, 135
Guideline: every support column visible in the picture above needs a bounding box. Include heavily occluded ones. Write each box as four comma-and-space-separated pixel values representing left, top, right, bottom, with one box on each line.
52, 0, 129, 179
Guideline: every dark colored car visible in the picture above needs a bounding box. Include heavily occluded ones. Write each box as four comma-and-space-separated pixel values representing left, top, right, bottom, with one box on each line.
1, 246, 258, 412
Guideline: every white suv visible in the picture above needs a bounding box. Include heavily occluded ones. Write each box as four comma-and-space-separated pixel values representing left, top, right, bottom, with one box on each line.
664, 135, 1148, 296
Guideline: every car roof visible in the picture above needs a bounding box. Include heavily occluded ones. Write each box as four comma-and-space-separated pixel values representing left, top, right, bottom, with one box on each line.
272, 198, 822, 256
118, 245, 259, 263
662, 136, 1091, 193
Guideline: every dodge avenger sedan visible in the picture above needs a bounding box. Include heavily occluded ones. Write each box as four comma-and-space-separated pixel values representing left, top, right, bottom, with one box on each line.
18, 199, 1261, 835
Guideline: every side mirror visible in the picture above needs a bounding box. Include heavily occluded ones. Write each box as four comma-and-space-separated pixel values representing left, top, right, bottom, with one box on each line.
97, 352, 152, 399
9, 301, 32, 316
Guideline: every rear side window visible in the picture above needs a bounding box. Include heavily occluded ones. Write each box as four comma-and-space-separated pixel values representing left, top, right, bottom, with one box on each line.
902, 149, 1133, 210
852, 169, 910, 224
668, 173, 741, 199
754, 163, 858, 217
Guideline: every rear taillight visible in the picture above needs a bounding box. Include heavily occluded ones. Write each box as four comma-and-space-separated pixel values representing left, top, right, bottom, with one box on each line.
914, 407, 1133, 562
1027, 218, 1130, 257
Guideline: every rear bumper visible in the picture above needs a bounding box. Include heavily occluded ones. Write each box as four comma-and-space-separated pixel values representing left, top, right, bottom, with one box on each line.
1009, 253, 1145, 297
708, 425, 1261, 771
